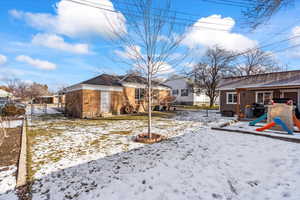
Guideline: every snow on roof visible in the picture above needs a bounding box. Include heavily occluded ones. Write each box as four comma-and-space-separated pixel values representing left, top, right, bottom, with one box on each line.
0, 89, 13, 98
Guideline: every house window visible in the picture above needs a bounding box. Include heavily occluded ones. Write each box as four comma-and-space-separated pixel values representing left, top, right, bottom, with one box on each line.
226, 92, 237, 104
256, 91, 273, 105
172, 89, 179, 96
135, 88, 145, 100
181, 89, 189, 96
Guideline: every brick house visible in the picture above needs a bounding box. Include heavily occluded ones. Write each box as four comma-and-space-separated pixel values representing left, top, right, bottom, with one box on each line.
65, 74, 171, 118
218, 70, 300, 118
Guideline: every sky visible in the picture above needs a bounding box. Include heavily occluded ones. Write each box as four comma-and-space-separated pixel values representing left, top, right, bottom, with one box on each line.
0, 0, 300, 91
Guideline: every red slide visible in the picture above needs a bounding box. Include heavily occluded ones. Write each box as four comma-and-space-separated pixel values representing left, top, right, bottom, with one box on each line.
293, 114, 300, 131
256, 122, 276, 132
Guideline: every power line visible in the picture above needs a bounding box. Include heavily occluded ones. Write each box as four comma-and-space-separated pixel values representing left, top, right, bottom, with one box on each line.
272, 43, 300, 53
231, 34, 300, 59
66, 0, 300, 60
65, 0, 233, 32
258, 18, 300, 47
111, 0, 235, 22
198, 0, 252, 8
75, 0, 234, 28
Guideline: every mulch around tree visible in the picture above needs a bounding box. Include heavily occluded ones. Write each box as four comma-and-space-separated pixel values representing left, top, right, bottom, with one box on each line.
0, 127, 22, 168
134, 133, 166, 144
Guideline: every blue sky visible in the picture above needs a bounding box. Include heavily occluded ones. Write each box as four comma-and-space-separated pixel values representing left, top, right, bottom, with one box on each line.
0, 0, 300, 91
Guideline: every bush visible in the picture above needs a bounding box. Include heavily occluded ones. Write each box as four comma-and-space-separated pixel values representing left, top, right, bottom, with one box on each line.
1, 104, 26, 117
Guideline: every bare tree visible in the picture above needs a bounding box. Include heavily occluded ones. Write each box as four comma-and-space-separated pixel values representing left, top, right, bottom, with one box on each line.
5, 78, 28, 99
27, 82, 50, 101
108, 0, 187, 139
243, 0, 294, 29
5, 78, 50, 101
235, 49, 280, 76
190, 46, 236, 107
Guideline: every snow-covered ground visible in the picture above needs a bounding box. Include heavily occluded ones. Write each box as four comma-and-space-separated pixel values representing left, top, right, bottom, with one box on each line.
2, 110, 300, 200
0, 120, 22, 128
0, 165, 18, 200
29, 110, 223, 180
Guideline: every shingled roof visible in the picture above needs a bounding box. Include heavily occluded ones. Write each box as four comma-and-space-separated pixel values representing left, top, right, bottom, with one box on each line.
81, 74, 122, 86
218, 70, 300, 90
80, 74, 170, 88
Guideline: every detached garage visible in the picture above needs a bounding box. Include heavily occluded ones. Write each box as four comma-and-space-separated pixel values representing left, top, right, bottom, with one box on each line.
65, 74, 171, 118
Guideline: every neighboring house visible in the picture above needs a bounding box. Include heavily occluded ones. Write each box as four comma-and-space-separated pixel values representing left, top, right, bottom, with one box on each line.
65, 74, 171, 118
165, 77, 211, 105
33, 94, 65, 104
218, 70, 300, 118
0, 89, 13, 99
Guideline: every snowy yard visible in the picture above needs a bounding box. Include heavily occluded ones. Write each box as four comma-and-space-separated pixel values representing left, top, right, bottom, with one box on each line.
1, 110, 300, 200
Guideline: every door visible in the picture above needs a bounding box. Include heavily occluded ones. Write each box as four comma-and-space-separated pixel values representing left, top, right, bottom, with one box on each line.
101, 91, 111, 113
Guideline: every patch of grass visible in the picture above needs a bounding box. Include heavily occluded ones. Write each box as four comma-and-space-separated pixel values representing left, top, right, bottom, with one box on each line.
26, 120, 35, 182
27, 125, 64, 180
89, 134, 110, 147
109, 130, 132, 135
94, 111, 177, 121
175, 105, 219, 110
45, 119, 106, 129
27, 128, 63, 139
35, 114, 65, 121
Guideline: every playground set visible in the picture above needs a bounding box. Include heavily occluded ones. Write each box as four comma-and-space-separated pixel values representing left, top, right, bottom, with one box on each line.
212, 99, 300, 142
249, 100, 300, 135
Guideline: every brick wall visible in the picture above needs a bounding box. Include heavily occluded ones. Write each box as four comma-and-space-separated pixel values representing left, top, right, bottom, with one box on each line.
65, 90, 83, 118
82, 89, 100, 118
66, 87, 171, 118
111, 91, 125, 114
123, 87, 136, 108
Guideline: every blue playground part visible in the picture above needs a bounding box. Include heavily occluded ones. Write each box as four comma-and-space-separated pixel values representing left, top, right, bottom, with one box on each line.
273, 117, 293, 135
249, 113, 267, 126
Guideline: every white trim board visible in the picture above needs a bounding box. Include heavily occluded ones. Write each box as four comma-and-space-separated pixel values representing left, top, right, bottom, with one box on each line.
255, 91, 273, 104
66, 84, 123, 92
226, 92, 237, 104
122, 82, 171, 90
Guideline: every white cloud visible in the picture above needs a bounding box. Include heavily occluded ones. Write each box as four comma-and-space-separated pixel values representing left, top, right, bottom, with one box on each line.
10, 0, 126, 38
290, 26, 300, 57
0, 54, 7, 65
32, 33, 90, 54
114, 45, 142, 60
16, 55, 57, 70
154, 62, 175, 74
115, 45, 174, 75
183, 15, 257, 52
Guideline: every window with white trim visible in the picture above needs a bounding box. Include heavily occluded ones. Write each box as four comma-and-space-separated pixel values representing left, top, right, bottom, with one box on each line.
226, 92, 237, 104
256, 91, 273, 105
172, 89, 179, 96
181, 89, 189, 96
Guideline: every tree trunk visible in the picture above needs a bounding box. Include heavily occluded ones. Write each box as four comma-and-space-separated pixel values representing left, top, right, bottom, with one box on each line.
209, 97, 214, 108
147, 71, 152, 139
147, 56, 152, 139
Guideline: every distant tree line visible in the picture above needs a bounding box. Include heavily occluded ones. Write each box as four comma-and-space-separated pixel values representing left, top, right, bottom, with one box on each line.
4, 78, 51, 101
186, 46, 282, 107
